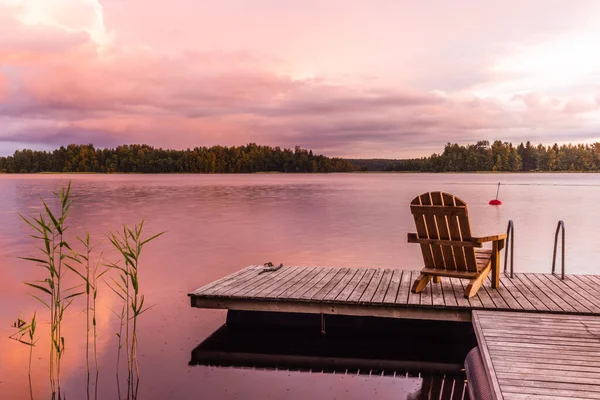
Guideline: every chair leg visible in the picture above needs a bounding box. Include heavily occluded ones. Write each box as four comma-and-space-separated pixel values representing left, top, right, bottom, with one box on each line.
465, 264, 491, 298
412, 273, 432, 293
432, 276, 441, 283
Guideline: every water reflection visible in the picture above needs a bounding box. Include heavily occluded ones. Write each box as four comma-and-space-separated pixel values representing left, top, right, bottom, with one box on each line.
190, 312, 474, 399
2, 173, 600, 399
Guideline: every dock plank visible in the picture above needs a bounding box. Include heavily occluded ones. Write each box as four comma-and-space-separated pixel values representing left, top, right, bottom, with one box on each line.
398, 271, 414, 304
237, 266, 299, 298
499, 275, 532, 310
322, 269, 359, 301
431, 279, 445, 307
210, 268, 266, 297
227, 265, 295, 297
418, 279, 432, 307
190, 266, 600, 325
299, 267, 340, 300
491, 278, 521, 310
347, 269, 376, 302
513, 274, 556, 311
192, 265, 257, 295
482, 278, 509, 309
538, 274, 594, 313
449, 277, 470, 308
253, 266, 305, 298
525, 273, 576, 312
268, 266, 317, 298
200, 266, 260, 296
382, 269, 401, 304
457, 278, 482, 308
335, 268, 367, 302
558, 276, 600, 313
371, 269, 393, 303
570, 275, 600, 303
440, 277, 458, 307
286, 267, 333, 299
311, 268, 350, 300
474, 310, 600, 400
359, 268, 386, 303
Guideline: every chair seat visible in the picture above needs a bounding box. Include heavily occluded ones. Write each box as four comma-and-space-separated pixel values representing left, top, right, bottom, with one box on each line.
420, 249, 493, 279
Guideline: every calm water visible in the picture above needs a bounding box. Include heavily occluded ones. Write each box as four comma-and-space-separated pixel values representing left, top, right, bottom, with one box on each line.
1, 173, 600, 399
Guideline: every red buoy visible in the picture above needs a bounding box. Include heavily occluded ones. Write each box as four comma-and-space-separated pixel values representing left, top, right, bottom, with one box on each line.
489, 182, 502, 205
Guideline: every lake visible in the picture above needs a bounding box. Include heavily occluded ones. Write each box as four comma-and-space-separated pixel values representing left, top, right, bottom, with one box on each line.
1, 173, 600, 399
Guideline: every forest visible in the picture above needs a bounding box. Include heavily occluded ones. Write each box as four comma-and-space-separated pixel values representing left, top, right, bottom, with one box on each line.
386, 140, 600, 172
3, 140, 600, 173
0, 143, 358, 173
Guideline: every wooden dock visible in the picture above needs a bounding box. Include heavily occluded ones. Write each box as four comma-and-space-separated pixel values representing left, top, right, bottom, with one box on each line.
189, 265, 600, 399
473, 310, 600, 400
189, 265, 600, 321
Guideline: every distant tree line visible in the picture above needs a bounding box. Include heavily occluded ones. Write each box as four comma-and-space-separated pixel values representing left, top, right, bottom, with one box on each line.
346, 159, 400, 172
386, 141, 600, 172
0, 143, 358, 173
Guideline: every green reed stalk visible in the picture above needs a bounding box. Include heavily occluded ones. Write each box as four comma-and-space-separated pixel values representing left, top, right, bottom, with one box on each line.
70, 234, 107, 400
19, 182, 84, 399
92, 251, 105, 400
108, 221, 163, 399
10, 313, 37, 400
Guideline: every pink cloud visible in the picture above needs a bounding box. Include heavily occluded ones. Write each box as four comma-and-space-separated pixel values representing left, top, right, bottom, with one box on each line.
0, 73, 7, 101
563, 97, 599, 114
2, 1, 600, 157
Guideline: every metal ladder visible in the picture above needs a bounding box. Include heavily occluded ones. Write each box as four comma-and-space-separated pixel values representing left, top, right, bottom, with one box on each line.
504, 220, 515, 278
504, 219, 566, 279
552, 220, 566, 280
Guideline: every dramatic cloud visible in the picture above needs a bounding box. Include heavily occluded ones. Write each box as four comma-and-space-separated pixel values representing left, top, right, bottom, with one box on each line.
1, 0, 600, 157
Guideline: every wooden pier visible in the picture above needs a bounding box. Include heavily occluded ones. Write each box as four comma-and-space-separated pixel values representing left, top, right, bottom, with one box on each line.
473, 310, 600, 400
189, 265, 600, 399
189, 265, 600, 320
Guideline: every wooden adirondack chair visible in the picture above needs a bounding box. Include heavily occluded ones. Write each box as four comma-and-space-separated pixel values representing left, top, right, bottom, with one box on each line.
408, 192, 506, 299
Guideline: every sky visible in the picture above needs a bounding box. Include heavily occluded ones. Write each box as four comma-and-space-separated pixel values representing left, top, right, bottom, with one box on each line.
1, 0, 600, 158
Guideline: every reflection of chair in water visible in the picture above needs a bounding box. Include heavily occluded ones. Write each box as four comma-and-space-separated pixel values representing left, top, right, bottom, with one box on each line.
408, 192, 506, 298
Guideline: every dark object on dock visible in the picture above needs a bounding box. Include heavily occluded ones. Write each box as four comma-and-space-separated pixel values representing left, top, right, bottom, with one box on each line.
408, 191, 507, 298
258, 262, 283, 275
464, 347, 493, 400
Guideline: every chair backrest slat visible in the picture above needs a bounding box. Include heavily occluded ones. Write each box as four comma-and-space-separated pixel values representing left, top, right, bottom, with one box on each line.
410, 191, 478, 273
411, 195, 435, 268
420, 193, 446, 269
442, 192, 468, 271
432, 192, 456, 270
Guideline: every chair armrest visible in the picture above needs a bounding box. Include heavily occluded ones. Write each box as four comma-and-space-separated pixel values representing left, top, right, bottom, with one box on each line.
471, 233, 507, 244
407, 233, 483, 248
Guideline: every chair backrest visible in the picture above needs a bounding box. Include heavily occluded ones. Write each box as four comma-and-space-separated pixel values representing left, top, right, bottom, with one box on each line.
410, 192, 478, 272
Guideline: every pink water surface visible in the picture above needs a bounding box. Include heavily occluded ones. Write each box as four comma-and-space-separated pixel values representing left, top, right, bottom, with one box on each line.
1, 173, 599, 399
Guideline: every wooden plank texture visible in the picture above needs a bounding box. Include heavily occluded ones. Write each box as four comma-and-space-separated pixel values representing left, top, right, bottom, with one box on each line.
190, 266, 600, 323
474, 310, 600, 400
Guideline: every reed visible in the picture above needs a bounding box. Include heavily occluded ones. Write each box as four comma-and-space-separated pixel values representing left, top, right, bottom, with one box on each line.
19, 181, 84, 398
107, 221, 164, 399
10, 313, 37, 400
69, 234, 107, 400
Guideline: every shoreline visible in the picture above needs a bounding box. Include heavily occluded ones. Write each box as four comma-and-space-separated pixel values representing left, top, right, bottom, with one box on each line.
2, 170, 600, 175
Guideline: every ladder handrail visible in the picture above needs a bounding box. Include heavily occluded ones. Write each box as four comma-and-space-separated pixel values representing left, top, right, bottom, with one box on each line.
503, 220, 514, 278
552, 220, 566, 280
